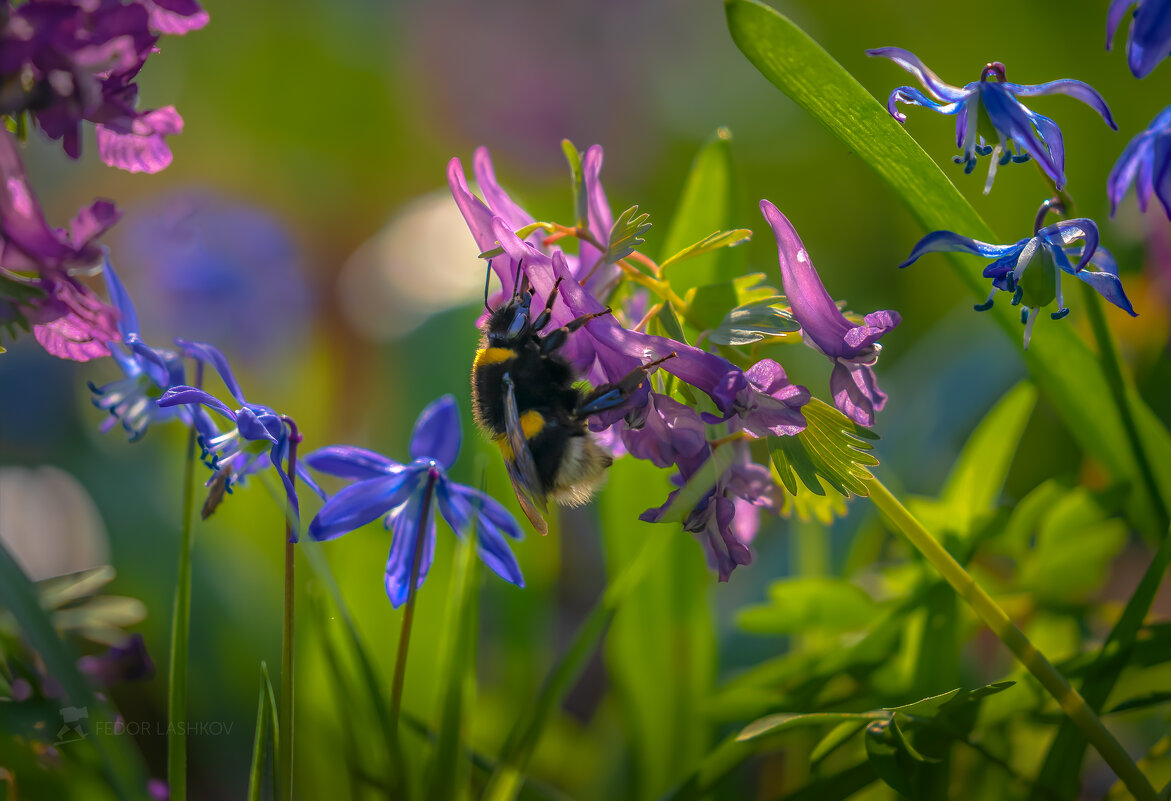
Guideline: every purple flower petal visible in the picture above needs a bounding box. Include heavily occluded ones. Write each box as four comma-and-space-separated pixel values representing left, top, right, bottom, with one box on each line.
885, 86, 963, 123
621, 393, 708, 468
899, 230, 1023, 268
304, 445, 400, 480
95, 107, 183, 174
158, 385, 236, 420
142, 0, 209, 35
830, 361, 887, 427
174, 339, 247, 404
102, 256, 139, 340
1006, 79, 1117, 129
436, 482, 524, 587
409, 395, 461, 470
866, 47, 968, 102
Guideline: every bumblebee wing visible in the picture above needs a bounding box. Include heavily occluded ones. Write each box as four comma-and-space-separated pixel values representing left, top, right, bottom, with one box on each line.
503, 374, 549, 536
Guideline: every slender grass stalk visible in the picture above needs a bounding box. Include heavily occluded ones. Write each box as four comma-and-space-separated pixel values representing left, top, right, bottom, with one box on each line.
391, 470, 439, 729
865, 477, 1157, 801
279, 417, 302, 801
167, 360, 203, 801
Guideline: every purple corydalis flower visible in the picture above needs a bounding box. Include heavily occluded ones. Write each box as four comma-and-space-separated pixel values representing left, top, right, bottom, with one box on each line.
0, 0, 204, 172
900, 200, 1136, 348
157, 341, 321, 527
306, 396, 525, 607
87, 257, 190, 439
0, 128, 120, 360
1108, 104, 1171, 218
868, 48, 1116, 192
78, 633, 154, 687
1108, 0, 1171, 78
761, 200, 899, 428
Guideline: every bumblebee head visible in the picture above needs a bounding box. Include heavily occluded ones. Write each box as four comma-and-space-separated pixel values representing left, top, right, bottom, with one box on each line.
486, 290, 533, 345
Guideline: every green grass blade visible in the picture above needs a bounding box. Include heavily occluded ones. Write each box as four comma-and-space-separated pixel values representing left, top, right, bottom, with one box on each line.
725, 0, 1171, 537
483, 528, 672, 801
0, 539, 150, 800
428, 527, 481, 801
247, 662, 279, 801
599, 457, 716, 798
659, 127, 745, 292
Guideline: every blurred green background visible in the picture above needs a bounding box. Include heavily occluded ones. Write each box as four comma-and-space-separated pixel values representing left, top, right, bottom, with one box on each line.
1, 0, 1169, 798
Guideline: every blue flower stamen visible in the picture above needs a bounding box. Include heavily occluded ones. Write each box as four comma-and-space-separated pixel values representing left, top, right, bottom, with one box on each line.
1051, 307, 1071, 320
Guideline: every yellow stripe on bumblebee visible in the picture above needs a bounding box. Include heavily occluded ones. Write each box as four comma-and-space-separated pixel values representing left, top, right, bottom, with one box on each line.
493, 409, 545, 461
474, 347, 517, 366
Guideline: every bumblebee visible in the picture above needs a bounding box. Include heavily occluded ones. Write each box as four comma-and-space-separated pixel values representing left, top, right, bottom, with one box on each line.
472, 271, 672, 535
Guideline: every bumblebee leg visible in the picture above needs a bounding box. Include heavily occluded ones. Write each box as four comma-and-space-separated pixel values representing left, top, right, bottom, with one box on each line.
576, 353, 676, 416
531, 276, 565, 332
538, 308, 613, 356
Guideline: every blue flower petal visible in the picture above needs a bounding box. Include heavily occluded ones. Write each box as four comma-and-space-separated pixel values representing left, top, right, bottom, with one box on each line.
236, 407, 279, 444
886, 86, 962, 123
1077, 267, 1139, 316
1040, 219, 1099, 271
384, 490, 436, 608
308, 465, 423, 542
303, 445, 400, 480
1108, 0, 1134, 50
101, 256, 140, 341
294, 462, 327, 501
1108, 126, 1158, 214
175, 339, 247, 405
409, 395, 461, 470
899, 231, 1022, 268
866, 47, 968, 102
436, 482, 524, 587
158, 385, 236, 420
1006, 79, 1117, 129
981, 85, 1066, 186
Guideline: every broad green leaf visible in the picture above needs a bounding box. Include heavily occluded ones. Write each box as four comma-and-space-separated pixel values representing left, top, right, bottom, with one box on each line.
810, 721, 868, 765
886, 689, 962, 716
864, 719, 915, 799
737, 576, 879, 635
725, 0, 1171, 538
708, 297, 799, 346
661, 229, 753, 272
1019, 489, 1129, 602
659, 128, 743, 292
600, 456, 715, 799
769, 399, 879, 499
0, 539, 150, 800
738, 711, 885, 742
937, 382, 1037, 537
561, 139, 588, 229
604, 205, 652, 264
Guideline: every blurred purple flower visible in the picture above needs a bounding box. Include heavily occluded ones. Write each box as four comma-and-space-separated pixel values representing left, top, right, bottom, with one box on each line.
0, 128, 119, 360
78, 633, 154, 686
306, 396, 525, 607
0, 0, 204, 172
157, 341, 322, 526
1108, 0, 1171, 78
115, 192, 312, 362
900, 201, 1136, 348
1108, 104, 1171, 218
868, 48, 1116, 192
761, 200, 898, 427
88, 258, 197, 439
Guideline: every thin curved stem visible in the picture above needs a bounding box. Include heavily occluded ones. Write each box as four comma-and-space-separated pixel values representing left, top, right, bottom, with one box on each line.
279, 417, 301, 801
391, 470, 438, 725
167, 359, 203, 801
866, 477, 1157, 801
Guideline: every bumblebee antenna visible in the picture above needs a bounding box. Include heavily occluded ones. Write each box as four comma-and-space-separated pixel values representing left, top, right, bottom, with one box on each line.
513, 258, 527, 297
483, 259, 493, 312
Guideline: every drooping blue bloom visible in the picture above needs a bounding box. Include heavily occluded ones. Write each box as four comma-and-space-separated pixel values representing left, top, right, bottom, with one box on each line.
157, 341, 321, 527
305, 396, 524, 607
761, 200, 899, 427
1108, 104, 1171, 218
868, 48, 1117, 192
1108, 0, 1171, 78
900, 200, 1137, 348
87, 256, 195, 441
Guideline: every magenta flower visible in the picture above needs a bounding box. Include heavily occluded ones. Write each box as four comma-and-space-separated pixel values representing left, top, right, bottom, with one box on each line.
761, 200, 899, 427
0, 0, 205, 172
0, 128, 120, 360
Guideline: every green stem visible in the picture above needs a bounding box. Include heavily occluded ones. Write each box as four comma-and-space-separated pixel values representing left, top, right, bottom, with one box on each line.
865, 477, 1157, 801
279, 418, 302, 801
167, 360, 203, 801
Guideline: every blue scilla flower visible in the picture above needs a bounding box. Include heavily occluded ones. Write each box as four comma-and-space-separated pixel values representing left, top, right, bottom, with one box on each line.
1108, 0, 1171, 78
157, 341, 322, 526
868, 48, 1116, 193
1108, 104, 1171, 218
305, 396, 524, 607
900, 199, 1137, 348
88, 256, 195, 441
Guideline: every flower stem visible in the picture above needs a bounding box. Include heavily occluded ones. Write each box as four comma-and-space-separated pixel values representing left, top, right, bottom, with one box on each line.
390, 470, 438, 730
865, 477, 1157, 801
279, 417, 302, 801
167, 360, 203, 801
